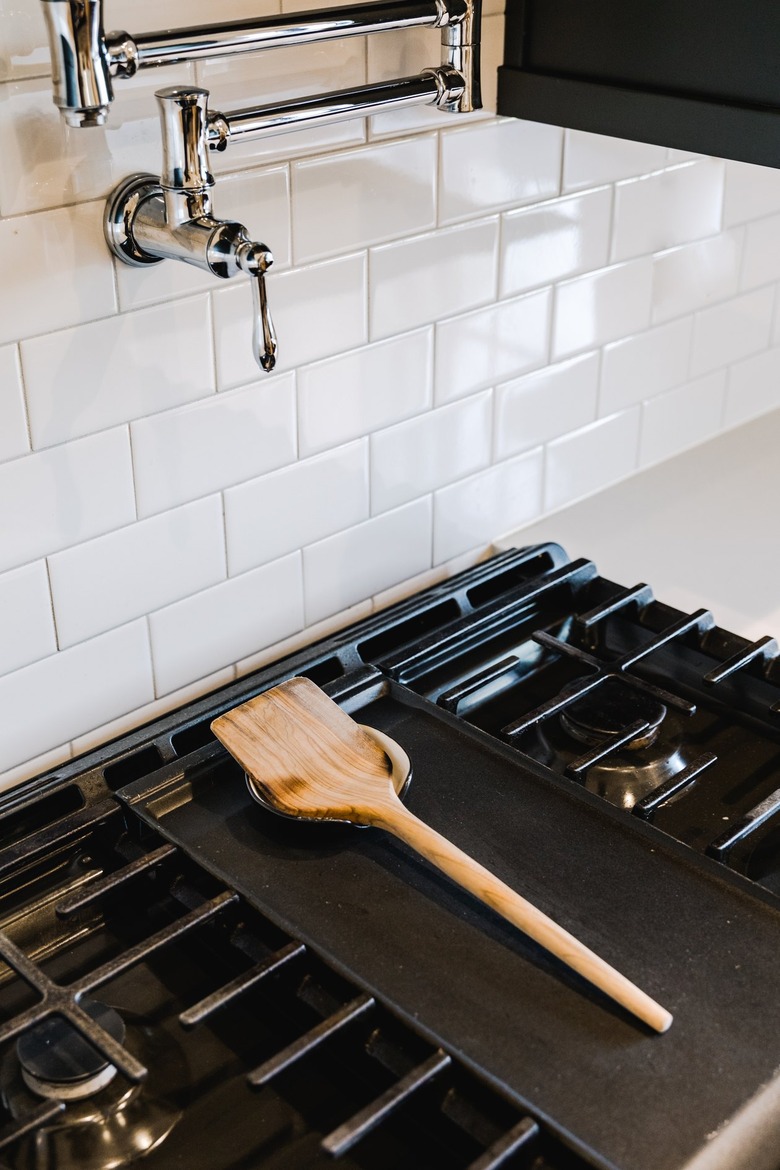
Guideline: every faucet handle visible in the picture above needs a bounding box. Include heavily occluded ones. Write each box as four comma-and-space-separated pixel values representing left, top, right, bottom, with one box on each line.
237, 242, 277, 373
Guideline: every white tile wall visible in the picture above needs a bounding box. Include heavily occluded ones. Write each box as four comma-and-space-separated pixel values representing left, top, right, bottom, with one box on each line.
3, 0, 780, 784
225, 440, 369, 574
130, 376, 297, 516
0, 344, 27, 462
48, 497, 227, 648
639, 371, 726, 467
434, 288, 550, 403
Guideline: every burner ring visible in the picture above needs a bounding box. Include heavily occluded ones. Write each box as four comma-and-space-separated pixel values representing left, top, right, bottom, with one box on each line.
17, 999, 125, 1101
561, 679, 667, 751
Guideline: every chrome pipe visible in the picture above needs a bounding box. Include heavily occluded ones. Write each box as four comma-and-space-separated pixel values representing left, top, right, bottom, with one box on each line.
208, 73, 443, 146
108, 0, 464, 76
41, 0, 113, 126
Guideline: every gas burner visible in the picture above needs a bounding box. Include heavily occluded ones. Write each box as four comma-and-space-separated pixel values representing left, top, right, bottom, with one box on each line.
560, 678, 667, 750
17, 999, 125, 1102
534, 679, 697, 810
2, 1010, 184, 1170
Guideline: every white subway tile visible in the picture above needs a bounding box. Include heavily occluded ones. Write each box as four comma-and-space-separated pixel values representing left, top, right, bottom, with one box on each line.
611, 160, 725, 262
434, 288, 551, 404
0, 562, 56, 677
494, 353, 599, 461
202, 40, 366, 170
49, 497, 226, 649
370, 218, 499, 340
303, 498, 432, 624
22, 295, 214, 450
150, 554, 304, 696
0, 620, 153, 774
292, 136, 436, 263
667, 148, 703, 164
0, 429, 136, 574
562, 130, 667, 192
741, 213, 780, 291
0, 745, 73, 795
500, 187, 612, 298
0, 0, 49, 81
371, 392, 492, 513
298, 329, 432, 456
131, 375, 297, 517
0, 67, 193, 217
373, 564, 451, 612
70, 664, 237, 758
545, 409, 640, 512
690, 287, 775, 378
600, 318, 693, 414
723, 160, 780, 227
116, 166, 292, 311
235, 600, 373, 678
725, 347, 780, 428
433, 450, 543, 563
640, 372, 726, 467
652, 230, 743, 324
0, 345, 27, 464
439, 119, 562, 223
553, 259, 653, 360
214, 253, 367, 387
225, 440, 369, 576
474, 14, 503, 115
0, 201, 115, 345
116, 0, 275, 24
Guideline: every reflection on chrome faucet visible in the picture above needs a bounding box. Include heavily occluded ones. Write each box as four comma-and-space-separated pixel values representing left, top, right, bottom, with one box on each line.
44, 0, 481, 371
104, 88, 277, 373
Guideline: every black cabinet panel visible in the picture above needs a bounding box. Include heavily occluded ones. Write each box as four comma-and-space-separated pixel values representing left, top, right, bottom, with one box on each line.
499, 0, 780, 167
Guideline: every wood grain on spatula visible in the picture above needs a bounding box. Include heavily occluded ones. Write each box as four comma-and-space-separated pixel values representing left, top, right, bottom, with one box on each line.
212, 677, 673, 1034
211, 676, 397, 824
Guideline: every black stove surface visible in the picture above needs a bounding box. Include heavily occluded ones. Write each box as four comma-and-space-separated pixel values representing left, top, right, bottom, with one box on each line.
2, 544, 780, 1170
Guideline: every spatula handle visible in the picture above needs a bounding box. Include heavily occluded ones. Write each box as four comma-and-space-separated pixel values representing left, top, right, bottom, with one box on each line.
377, 801, 672, 1034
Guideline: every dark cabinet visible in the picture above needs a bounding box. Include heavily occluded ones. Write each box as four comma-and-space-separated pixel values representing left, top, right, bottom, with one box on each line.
498, 1, 780, 168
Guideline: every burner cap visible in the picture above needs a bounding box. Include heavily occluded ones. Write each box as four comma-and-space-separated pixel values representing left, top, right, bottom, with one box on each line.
561, 678, 667, 750
17, 999, 125, 1100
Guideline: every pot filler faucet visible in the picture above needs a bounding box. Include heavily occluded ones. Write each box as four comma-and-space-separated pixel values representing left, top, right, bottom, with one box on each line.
40, 0, 481, 373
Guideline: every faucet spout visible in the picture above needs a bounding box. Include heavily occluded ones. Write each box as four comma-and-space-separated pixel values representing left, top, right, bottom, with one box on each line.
41, 0, 113, 127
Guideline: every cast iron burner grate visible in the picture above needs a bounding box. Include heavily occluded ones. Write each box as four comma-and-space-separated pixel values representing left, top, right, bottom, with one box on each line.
7, 544, 780, 1169
0, 809, 576, 1169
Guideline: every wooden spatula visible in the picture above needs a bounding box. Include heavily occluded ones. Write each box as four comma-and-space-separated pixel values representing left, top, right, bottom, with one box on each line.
212, 676, 673, 1034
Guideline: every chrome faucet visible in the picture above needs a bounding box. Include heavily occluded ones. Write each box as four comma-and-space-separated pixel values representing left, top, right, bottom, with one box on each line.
51, 0, 481, 372
104, 88, 276, 372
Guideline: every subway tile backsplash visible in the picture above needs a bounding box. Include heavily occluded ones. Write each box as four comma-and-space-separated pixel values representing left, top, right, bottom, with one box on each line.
2, 1, 780, 782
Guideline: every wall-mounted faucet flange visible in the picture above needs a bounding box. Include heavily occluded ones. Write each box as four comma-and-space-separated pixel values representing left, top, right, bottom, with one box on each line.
105, 158, 277, 373
104, 173, 166, 267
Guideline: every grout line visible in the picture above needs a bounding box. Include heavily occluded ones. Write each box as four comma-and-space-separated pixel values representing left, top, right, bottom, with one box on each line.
12, 342, 34, 454
146, 614, 161, 700
42, 556, 62, 653
206, 290, 220, 391
126, 422, 141, 523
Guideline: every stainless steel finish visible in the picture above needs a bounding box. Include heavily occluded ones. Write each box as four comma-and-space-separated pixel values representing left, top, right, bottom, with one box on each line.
40, 0, 113, 127
207, 74, 443, 146
40, 0, 480, 126
440, 0, 481, 111
87, 0, 479, 373
237, 244, 277, 373
104, 173, 165, 268
123, 0, 459, 69
106, 168, 278, 373
157, 88, 214, 226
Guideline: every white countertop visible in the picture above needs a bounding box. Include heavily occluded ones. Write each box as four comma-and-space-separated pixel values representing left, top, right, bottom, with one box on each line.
499, 409, 780, 642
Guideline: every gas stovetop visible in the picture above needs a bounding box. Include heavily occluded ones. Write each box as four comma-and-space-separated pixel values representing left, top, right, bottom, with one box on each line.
2, 544, 780, 1170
